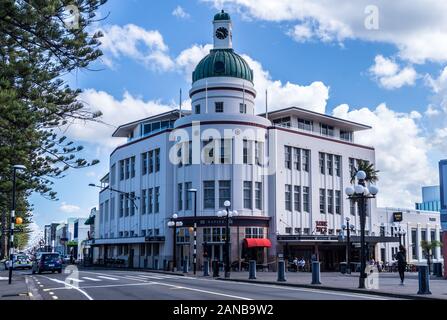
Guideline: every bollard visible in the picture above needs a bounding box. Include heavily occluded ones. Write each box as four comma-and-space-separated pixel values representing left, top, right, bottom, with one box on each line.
203, 260, 210, 276
311, 261, 321, 284
417, 265, 431, 295
277, 260, 286, 282
212, 260, 219, 277
249, 260, 256, 280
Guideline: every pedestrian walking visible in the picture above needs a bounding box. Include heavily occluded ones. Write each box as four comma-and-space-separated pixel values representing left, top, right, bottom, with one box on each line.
394, 245, 407, 285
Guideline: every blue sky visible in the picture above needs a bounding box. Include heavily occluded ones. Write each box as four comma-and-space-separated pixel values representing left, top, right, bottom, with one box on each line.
29, 0, 447, 239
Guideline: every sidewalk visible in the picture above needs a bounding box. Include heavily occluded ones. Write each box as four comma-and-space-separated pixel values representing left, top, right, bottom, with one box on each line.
215, 271, 447, 300
0, 270, 31, 300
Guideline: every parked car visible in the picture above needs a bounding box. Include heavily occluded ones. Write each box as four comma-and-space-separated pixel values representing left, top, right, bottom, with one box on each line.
3, 254, 33, 270
32, 252, 63, 274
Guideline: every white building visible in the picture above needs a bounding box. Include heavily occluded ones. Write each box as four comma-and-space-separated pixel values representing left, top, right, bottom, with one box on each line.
92, 11, 392, 271
376, 207, 443, 265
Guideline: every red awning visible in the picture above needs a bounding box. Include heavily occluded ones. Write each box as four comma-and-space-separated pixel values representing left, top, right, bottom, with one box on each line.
243, 238, 272, 248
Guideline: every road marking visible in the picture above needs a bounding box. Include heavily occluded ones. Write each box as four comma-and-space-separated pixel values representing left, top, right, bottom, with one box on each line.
132, 275, 165, 280
155, 282, 252, 300
39, 285, 44, 287
122, 276, 153, 281
44, 282, 157, 291
41, 276, 94, 300
28, 292, 33, 297
97, 276, 119, 281
67, 278, 84, 283
52, 296, 58, 300
82, 277, 102, 282
49, 292, 54, 295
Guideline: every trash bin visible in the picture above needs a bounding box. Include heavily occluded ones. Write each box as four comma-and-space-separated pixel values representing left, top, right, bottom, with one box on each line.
340, 262, 347, 274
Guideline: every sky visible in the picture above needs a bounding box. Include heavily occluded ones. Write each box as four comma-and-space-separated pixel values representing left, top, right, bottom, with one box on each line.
28, 0, 447, 243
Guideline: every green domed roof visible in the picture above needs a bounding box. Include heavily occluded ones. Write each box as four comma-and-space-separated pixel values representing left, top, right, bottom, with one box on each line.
192, 49, 253, 83
214, 10, 230, 21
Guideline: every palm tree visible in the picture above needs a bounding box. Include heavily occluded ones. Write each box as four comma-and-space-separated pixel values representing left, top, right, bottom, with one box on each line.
420, 240, 443, 274
350, 160, 380, 184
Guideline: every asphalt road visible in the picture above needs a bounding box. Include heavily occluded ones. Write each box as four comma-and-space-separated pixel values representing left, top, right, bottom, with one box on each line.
7, 268, 401, 300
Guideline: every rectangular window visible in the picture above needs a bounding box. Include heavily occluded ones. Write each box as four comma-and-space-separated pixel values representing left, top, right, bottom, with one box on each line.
148, 150, 154, 174
124, 195, 129, 217
219, 139, 231, 164
255, 182, 262, 210
285, 185, 292, 211
104, 200, 109, 222
155, 148, 160, 172
141, 189, 147, 215
148, 188, 153, 214
273, 117, 291, 127
178, 183, 183, 211
285, 227, 292, 234
335, 155, 341, 177
243, 139, 249, 164
203, 181, 215, 209
380, 226, 385, 237
293, 148, 300, 170
303, 187, 310, 212
327, 154, 333, 176
319, 153, 325, 174
185, 182, 192, 210
320, 124, 334, 136
327, 189, 334, 214
421, 229, 427, 242
119, 160, 124, 180
319, 189, 326, 214
110, 197, 115, 220
142, 153, 148, 175
219, 180, 231, 208
255, 141, 262, 166
130, 192, 135, 216
297, 118, 313, 131
195, 104, 201, 114
154, 187, 159, 213
243, 181, 252, 209
130, 156, 135, 178
284, 146, 292, 169
340, 130, 353, 142
239, 103, 247, 114
119, 194, 124, 217
335, 190, 341, 214
111, 164, 116, 185
215, 102, 224, 113
294, 185, 301, 212
125, 158, 130, 179
302, 149, 310, 172
411, 228, 417, 260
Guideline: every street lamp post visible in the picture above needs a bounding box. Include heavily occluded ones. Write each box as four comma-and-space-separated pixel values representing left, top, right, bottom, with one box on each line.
167, 214, 183, 272
398, 226, 406, 246
88, 183, 139, 211
188, 189, 197, 275
217, 200, 238, 278
342, 217, 355, 274
345, 170, 379, 289
9, 164, 26, 285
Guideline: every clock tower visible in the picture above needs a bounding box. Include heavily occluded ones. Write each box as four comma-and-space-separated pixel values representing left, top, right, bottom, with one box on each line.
213, 10, 232, 49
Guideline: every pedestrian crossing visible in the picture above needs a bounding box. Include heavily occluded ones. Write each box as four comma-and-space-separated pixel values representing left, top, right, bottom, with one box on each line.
58, 273, 191, 284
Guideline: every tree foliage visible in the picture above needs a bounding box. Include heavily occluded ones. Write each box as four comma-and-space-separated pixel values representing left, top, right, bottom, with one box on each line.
350, 160, 380, 184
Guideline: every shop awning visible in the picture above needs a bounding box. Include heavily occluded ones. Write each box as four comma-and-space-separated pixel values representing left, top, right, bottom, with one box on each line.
244, 238, 272, 248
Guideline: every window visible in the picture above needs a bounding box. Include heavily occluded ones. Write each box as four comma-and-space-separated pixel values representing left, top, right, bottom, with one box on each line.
255, 182, 262, 210
295, 228, 302, 234
142, 153, 148, 175
335, 155, 341, 177
155, 148, 160, 172
297, 118, 313, 131
178, 183, 183, 211
340, 130, 353, 142
154, 187, 159, 213
273, 117, 291, 127
124, 195, 129, 217
320, 124, 334, 136
319, 153, 325, 174
203, 228, 212, 242
203, 181, 215, 209
327, 189, 334, 214
319, 189, 326, 214
294, 186, 301, 212
185, 141, 192, 166
293, 148, 300, 170
411, 228, 417, 260
185, 182, 192, 210
215, 102, 224, 113
119, 160, 124, 180
243, 139, 249, 164
245, 227, 264, 238
219, 139, 231, 164
335, 190, 341, 214
327, 154, 333, 176
303, 187, 310, 212
130, 156, 135, 178
119, 195, 124, 217
141, 190, 147, 215
148, 188, 153, 214
243, 181, 252, 209
148, 151, 154, 174
421, 229, 427, 242
130, 231, 134, 237
218, 180, 231, 208
239, 103, 247, 114
110, 197, 115, 220
284, 146, 292, 169
195, 104, 201, 114
125, 159, 130, 179
285, 227, 292, 234
130, 192, 135, 216
285, 185, 292, 211
302, 149, 310, 172
111, 164, 116, 185
380, 226, 385, 237
255, 141, 262, 166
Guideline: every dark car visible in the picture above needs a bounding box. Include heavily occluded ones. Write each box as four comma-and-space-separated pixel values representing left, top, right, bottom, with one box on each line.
32, 253, 63, 274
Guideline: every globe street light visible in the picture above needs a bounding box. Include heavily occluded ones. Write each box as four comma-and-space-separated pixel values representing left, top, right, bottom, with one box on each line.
342, 217, 356, 274
167, 214, 183, 272
217, 200, 238, 278
345, 170, 378, 289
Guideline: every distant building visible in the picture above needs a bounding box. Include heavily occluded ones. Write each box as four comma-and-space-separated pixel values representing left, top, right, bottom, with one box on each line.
73, 218, 89, 261
440, 160, 447, 230
415, 186, 441, 212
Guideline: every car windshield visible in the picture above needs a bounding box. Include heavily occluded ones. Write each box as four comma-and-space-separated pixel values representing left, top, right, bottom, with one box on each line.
43, 254, 59, 261
16, 255, 27, 260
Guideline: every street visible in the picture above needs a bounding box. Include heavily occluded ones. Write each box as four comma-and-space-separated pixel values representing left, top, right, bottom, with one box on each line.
5, 268, 401, 300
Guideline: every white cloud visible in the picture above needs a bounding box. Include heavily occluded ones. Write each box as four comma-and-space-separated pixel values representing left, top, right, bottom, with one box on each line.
369, 55, 417, 89
425, 105, 441, 117
176, 44, 214, 82
172, 5, 190, 19
59, 202, 81, 213
425, 66, 447, 113
287, 23, 314, 43
99, 24, 174, 71
204, 0, 447, 64
332, 103, 435, 208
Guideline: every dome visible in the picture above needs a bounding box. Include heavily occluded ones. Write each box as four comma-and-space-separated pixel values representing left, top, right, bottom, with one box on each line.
192, 49, 253, 83
214, 10, 230, 21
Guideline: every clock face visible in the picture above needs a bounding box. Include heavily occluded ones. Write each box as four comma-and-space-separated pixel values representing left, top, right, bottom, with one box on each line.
216, 27, 229, 40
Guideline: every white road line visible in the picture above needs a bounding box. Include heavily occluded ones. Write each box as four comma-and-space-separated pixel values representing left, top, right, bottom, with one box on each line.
122, 276, 154, 281
97, 276, 119, 281
41, 276, 94, 301
49, 292, 54, 295
44, 282, 157, 291
67, 278, 84, 283
39, 285, 44, 287
82, 277, 102, 282
132, 275, 166, 280
52, 296, 58, 300
156, 282, 253, 300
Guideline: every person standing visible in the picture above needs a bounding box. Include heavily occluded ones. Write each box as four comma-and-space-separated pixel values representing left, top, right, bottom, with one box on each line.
395, 245, 407, 285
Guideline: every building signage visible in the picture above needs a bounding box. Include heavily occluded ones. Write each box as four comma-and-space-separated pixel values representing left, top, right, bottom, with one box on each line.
144, 236, 165, 242
315, 221, 327, 234
393, 212, 403, 222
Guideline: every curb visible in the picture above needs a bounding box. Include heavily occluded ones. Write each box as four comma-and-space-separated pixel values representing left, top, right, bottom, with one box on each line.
217, 278, 443, 300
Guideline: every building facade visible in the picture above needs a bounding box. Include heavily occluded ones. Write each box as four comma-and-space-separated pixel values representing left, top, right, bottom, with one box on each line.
91, 11, 390, 272
439, 160, 447, 230
415, 186, 441, 212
